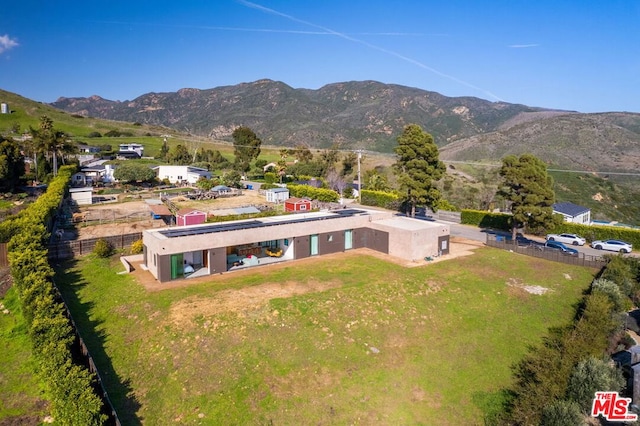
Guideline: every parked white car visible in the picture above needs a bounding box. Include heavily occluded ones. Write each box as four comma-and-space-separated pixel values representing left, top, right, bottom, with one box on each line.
545, 233, 586, 246
590, 239, 633, 253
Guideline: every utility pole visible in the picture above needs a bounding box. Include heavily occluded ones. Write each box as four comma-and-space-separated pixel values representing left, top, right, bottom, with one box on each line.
357, 149, 362, 204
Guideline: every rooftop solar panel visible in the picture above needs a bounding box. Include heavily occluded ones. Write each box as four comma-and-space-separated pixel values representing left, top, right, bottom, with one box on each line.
156, 209, 370, 238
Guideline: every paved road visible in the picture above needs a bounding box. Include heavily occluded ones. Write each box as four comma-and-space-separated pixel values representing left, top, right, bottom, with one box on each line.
444, 221, 636, 258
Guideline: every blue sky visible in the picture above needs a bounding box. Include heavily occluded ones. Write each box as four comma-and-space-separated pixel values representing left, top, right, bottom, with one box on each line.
1, 0, 638, 113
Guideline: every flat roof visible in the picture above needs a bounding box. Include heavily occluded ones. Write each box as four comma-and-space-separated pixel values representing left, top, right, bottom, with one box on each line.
155, 208, 371, 239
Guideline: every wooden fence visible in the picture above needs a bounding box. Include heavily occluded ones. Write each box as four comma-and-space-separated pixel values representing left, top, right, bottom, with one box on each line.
0, 243, 7, 268
485, 235, 609, 269
48, 232, 142, 260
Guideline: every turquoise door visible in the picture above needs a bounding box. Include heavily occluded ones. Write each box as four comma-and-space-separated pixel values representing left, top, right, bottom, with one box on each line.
310, 234, 319, 256
344, 229, 353, 250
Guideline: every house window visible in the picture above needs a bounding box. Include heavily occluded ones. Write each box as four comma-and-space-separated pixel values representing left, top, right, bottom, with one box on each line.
300, 204, 307, 211
327, 235, 333, 242
177, 175, 183, 180
153, 253, 157, 266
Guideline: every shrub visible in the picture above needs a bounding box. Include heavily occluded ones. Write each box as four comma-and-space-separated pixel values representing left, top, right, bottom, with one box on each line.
130, 239, 144, 254
360, 189, 400, 210
93, 239, 113, 258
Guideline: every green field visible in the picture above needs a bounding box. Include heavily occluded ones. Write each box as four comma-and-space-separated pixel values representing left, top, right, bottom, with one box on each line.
0, 288, 49, 423
56, 247, 597, 425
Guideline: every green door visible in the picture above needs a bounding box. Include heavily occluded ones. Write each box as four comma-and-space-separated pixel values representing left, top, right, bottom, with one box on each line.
171, 253, 184, 280
310, 234, 319, 256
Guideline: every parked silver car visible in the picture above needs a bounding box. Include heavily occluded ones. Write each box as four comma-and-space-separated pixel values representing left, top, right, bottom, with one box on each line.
590, 239, 633, 253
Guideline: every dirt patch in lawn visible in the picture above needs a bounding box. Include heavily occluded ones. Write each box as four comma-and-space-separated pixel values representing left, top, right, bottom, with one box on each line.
169, 279, 342, 327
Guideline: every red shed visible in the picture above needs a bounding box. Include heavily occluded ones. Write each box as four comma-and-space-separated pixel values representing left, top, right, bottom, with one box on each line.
284, 197, 312, 212
176, 208, 207, 226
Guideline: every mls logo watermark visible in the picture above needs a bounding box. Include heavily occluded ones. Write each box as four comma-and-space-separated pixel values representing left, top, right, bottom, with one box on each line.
591, 391, 638, 422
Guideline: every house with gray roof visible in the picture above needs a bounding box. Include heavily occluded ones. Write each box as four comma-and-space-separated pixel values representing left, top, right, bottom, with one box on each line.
552, 202, 591, 225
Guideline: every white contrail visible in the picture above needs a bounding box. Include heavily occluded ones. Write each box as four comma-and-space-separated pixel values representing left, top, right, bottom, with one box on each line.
237, 0, 504, 102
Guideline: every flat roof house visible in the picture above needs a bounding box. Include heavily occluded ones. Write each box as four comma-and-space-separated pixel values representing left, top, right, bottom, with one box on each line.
142, 208, 450, 283
153, 165, 212, 185
553, 202, 591, 225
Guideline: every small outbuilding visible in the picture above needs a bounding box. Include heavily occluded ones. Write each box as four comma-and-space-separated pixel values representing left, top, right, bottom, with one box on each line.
284, 197, 312, 212
176, 208, 207, 226
265, 187, 289, 203
69, 187, 93, 206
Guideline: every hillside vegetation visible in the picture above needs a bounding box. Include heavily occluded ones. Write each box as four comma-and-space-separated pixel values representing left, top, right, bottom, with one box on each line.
2, 85, 640, 224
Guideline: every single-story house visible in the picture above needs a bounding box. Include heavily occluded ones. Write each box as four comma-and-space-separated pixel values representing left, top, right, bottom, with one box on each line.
285, 197, 312, 212
71, 172, 89, 187
211, 185, 232, 194
153, 165, 212, 185
176, 208, 207, 226
265, 187, 289, 203
69, 187, 93, 205
553, 202, 591, 225
142, 208, 450, 282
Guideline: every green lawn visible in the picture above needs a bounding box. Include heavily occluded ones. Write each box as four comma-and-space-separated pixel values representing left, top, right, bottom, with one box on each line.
0, 288, 49, 423
56, 248, 597, 425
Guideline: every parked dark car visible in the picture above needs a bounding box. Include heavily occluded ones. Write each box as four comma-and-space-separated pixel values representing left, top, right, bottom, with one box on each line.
542, 240, 579, 256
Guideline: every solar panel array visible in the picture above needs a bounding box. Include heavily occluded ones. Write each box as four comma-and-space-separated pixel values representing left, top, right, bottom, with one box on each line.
157, 209, 368, 238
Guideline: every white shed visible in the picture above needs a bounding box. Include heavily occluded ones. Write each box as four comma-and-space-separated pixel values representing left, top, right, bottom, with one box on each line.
265, 187, 289, 203
69, 187, 93, 205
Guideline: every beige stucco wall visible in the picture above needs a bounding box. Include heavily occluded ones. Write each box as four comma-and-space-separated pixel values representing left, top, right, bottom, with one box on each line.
368, 217, 450, 261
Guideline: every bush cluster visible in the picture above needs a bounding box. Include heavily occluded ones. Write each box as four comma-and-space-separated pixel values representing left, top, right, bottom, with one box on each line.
287, 184, 339, 202
93, 239, 113, 258
360, 189, 400, 210
7, 165, 106, 425
460, 209, 511, 230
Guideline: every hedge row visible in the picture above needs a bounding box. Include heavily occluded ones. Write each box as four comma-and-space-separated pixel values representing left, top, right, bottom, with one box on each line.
460, 209, 511, 230
502, 256, 639, 424
461, 209, 640, 247
360, 189, 400, 210
287, 184, 339, 202
7, 165, 106, 425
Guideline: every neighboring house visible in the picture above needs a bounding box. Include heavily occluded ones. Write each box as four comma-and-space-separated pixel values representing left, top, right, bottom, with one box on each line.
263, 162, 277, 172
553, 202, 591, 224
211, 185, 232, 194
119, 143, 144, 156
265, 187, 289, 203
294, 179, 323, 188
71, 172, 89, 187
176, 208, 207, 226
77, 144, 101, 154
76, 164, 116, 185
69, 187, 93, 205
285, 197, 312, 212
116, 151, 141, 160
153, 165, 212, 185
142, 208, 451, 282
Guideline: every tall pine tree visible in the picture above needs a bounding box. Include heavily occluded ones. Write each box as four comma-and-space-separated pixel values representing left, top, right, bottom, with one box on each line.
393, 124, 446, 217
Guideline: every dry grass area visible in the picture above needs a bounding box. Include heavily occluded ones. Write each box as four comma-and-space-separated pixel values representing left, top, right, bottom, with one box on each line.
75, 190, 273, 239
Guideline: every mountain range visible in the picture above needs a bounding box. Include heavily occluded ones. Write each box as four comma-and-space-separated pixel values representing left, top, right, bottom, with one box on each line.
50, 79, 640, 172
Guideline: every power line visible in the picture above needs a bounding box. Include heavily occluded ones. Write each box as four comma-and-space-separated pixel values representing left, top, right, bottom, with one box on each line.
443, 160, 640, 177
